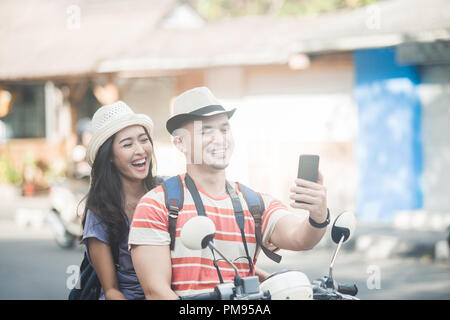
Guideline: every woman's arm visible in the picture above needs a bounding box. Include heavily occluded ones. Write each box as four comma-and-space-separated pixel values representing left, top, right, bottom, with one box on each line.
130, 244, 179, 300
87, 238, 126, 300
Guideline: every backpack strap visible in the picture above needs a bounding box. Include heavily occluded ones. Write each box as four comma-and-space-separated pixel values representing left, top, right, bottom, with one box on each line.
112, 245, 120, 269
161, 175, 282, 265
237, 182, 282, 264
162, 175, 184, 251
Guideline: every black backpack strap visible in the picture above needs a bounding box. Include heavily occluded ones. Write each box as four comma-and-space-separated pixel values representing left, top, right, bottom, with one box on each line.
162, 175, 184, 251
74, 252, 101, 300
111, 242, 120, 269
112, 210, 131, 269
237, 182, 282, 264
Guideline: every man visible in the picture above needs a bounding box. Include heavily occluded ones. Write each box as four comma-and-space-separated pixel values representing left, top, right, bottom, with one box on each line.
129, 87, 329, 299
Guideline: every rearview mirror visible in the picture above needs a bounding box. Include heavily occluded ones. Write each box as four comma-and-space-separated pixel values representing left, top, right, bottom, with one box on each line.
331, 211, 356, 244
180, 216, 216, 250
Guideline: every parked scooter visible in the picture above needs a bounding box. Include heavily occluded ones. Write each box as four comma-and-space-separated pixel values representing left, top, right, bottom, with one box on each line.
179, 211, 359, 300
47, 175, 88, 248
47, 118, 91, 249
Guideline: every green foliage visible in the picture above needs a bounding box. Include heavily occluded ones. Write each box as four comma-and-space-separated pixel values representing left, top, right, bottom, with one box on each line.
279, 0, 381, 15
0, 156, 22, 185
0, 152, 65, 187
190, 0, 382, 20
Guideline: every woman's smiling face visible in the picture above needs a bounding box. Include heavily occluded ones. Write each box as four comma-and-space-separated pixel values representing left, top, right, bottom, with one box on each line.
112, 125, 153, 182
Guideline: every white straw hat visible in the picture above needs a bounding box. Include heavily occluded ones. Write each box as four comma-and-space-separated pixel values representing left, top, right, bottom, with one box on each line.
86, 101, 154, 166
166, 86, 236, 135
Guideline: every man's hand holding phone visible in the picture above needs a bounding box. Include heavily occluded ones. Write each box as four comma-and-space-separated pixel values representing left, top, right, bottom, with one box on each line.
290, 172, 328, 224
289, 155, 328, 224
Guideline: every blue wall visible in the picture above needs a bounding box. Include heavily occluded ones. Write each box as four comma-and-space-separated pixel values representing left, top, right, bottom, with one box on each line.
353, 47, 423, 222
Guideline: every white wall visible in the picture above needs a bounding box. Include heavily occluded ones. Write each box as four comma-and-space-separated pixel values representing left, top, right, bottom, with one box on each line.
119, 77, 185, 176
121, 62, 359, 218
205, 64, 357, 216
419, 65, 450, 212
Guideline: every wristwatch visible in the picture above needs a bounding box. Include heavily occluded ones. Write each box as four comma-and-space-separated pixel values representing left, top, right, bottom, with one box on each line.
309, 208, 330, 229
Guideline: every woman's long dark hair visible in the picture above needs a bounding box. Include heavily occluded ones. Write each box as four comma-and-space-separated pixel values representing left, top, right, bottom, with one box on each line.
81, 128, 158, 252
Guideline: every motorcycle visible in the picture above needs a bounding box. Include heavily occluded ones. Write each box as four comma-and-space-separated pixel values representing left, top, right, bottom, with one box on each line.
179, 211, 359, 300
47, 119, 92, 249
47, 176, 88, 248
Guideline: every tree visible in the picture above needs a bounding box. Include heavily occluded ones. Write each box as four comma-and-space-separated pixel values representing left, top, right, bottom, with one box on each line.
188, 0, 382, 20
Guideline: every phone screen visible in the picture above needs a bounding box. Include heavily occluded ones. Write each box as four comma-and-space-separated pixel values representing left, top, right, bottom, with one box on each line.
297, 154, 319, 182
296, 155, 320, 203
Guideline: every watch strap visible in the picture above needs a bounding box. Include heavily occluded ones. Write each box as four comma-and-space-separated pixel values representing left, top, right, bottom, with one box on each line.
309, 208, 330, 229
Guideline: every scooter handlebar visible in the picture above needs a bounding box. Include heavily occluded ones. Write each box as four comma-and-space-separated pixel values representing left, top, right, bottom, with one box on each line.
180, 291, 219, 300
337, 283, 358, 296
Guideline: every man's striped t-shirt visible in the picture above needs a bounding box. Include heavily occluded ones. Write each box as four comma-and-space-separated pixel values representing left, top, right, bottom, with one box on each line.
128, 174, 291, 297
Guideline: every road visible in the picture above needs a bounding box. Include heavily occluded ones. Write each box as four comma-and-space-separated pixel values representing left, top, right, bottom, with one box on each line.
257, 247, 450, 300
0, 219, 449, 300
0, 221, 82, 299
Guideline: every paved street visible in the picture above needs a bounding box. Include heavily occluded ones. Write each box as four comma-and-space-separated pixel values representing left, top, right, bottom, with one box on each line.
0, 221, 83, 299
0, 187, 448, 300
0, 218, 449, 300
257, 247, 450, 300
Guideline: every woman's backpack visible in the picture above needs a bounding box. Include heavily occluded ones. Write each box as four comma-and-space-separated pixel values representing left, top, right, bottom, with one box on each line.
68, 246, 119, 300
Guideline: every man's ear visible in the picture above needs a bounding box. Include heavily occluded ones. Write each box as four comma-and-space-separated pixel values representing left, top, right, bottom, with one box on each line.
172, 126, 193, 153
172, 134, 185, 153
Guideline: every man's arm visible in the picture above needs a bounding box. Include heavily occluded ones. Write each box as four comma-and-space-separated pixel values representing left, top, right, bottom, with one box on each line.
130, 244, 179, 300
269, 214, 327, 251
269, 171, 328, 251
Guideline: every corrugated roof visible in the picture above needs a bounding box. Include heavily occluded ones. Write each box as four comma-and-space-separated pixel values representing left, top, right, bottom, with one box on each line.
0, 0, 178, 80
99, 0, 450, 73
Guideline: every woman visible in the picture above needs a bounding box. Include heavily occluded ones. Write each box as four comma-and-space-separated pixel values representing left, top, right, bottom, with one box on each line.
81, 101, 160, 300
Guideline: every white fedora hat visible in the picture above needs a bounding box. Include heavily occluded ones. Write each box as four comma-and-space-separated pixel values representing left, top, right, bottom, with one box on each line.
166, 86, 236, 134
86, 101, 154, 166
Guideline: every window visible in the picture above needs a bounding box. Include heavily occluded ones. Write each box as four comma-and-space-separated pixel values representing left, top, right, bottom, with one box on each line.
0, 84, 46, 139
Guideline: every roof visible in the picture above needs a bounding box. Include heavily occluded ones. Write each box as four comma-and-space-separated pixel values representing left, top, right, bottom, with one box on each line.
0, 0, 179, 80
104, 0, 450, 72
1, 0, 449, 80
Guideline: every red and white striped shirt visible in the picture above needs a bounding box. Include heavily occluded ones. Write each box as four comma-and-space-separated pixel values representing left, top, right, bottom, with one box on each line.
128, 174, 291, 297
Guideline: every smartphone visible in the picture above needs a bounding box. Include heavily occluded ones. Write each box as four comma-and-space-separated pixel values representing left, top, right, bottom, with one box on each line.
296, 154, 320, 203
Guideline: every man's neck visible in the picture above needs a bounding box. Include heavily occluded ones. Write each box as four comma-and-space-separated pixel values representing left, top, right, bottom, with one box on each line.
186, 165, 226, 198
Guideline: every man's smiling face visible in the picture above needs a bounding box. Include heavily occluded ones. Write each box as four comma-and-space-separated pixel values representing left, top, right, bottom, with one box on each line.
176, 113, 234, 170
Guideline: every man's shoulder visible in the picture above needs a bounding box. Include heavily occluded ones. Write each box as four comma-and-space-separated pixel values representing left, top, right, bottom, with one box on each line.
142, 184, 166, 204
234, 182, 287, 212
234, 182, 271, 200
142, 175, 186, 205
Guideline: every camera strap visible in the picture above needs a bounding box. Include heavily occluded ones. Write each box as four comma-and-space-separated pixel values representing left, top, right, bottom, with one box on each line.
184, 174, 254, 276
225, 181, 254, 275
